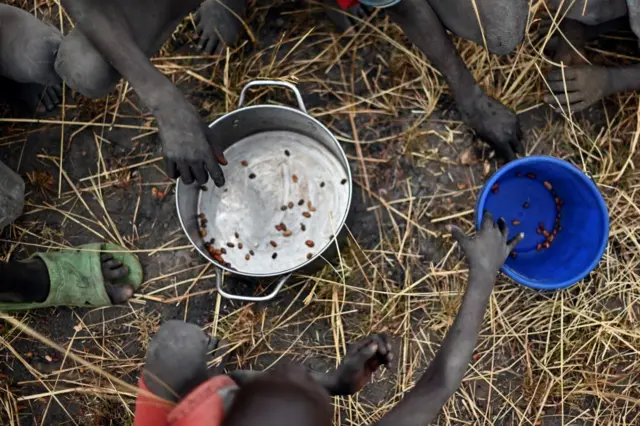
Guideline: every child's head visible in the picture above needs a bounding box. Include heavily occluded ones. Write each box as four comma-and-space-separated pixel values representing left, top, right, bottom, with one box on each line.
223, 364, 332, 426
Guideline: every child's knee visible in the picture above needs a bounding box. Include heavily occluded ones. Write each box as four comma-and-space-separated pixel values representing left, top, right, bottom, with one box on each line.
143, 321, 210, 401
54, 29, 120, 99
483, 1, 528, 56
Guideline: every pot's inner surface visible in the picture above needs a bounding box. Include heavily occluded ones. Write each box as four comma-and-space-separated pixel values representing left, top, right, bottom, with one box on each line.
197, 130, 350, 275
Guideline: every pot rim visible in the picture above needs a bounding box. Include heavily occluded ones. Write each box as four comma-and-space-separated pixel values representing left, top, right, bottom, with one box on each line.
176, 104, 353, 278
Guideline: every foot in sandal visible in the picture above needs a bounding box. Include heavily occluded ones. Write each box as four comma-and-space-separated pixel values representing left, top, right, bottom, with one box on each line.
0, 243, 143, 311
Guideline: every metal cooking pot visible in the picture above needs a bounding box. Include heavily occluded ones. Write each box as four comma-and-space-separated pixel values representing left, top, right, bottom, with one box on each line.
176, 80, 353, 302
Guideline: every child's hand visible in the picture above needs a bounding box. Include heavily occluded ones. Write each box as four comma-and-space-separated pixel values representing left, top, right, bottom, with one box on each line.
447, 212, 524, 277
332, 334, 392, 395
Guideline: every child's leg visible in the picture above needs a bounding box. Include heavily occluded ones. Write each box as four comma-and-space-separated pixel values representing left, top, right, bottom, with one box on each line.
0, 259, 50, 302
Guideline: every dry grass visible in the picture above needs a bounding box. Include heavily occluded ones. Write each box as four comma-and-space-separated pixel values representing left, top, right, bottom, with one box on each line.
1, 0, 640, 425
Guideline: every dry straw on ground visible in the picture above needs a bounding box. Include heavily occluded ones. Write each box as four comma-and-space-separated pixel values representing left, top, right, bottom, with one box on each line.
1, 0, 640, 425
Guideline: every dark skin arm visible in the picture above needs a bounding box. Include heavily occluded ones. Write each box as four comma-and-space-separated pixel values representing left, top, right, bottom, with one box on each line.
60, 0, 227, 186
386, 0, 523, 161
229, 333, 393, 396
374, 213, 523, 426
142, 323, 392, 403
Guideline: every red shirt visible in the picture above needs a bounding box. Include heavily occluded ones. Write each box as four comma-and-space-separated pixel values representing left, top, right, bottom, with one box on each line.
337, 0, 360, 8
135, 375, 238, 426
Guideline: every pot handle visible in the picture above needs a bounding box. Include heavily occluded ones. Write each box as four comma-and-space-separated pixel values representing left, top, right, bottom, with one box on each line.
238, 80, 307, 113
215, 268, 291, 302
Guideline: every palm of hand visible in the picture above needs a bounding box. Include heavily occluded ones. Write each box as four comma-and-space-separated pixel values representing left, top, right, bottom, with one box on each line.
447, 212, 524, 276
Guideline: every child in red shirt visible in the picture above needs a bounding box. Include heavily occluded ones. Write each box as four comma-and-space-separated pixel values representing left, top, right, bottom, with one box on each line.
134, 321, 390, 426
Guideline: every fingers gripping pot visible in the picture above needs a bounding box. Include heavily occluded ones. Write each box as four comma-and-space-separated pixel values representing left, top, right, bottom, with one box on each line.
177, 81, 353, 302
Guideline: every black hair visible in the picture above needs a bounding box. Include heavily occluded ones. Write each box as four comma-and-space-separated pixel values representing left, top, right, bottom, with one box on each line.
223, 364, 332, 426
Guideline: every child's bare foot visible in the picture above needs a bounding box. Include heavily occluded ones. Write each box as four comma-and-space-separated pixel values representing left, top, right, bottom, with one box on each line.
195, 0, 247, 54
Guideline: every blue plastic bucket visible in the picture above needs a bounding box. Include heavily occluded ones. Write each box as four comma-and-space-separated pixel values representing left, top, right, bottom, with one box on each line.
475, 156, 609, 290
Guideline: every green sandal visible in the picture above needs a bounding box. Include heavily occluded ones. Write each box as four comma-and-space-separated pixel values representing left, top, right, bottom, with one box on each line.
0, 243, 143, 311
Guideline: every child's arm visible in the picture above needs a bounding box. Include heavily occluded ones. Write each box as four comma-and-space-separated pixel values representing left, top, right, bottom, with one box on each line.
229, 333, 392, 396
373, 213, 523, 426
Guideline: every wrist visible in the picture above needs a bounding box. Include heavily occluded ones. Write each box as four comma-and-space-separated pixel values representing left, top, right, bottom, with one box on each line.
609, 67, 637, 94
466, 268, 498, 303
469, 266, 499, 281
133, 72, 182, 115
450, 79, 483, 108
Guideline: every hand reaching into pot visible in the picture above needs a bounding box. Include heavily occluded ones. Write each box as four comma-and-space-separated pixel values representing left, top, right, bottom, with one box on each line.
156, 94, 227, 186
57, 0, 228, 187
